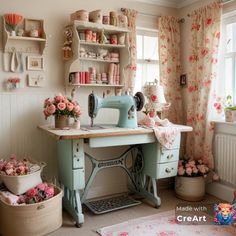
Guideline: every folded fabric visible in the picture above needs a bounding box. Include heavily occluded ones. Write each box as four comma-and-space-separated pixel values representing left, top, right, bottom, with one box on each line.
0, 190, 19, 205
138, 115, 180, 149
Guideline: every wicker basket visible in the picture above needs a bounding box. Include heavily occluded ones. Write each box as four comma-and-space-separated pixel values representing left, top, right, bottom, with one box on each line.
0, 185, 63, 236
0, 162, 46, 195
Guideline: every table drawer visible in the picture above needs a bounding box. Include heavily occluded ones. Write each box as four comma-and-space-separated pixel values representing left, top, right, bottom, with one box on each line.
156, 161, 178, 179
159, 149, 179, 163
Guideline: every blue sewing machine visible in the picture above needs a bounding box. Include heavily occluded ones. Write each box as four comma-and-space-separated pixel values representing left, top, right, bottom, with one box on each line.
88, 91, 145, 128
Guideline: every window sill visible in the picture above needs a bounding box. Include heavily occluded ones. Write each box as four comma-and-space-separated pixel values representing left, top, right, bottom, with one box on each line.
212, 120, 236, 135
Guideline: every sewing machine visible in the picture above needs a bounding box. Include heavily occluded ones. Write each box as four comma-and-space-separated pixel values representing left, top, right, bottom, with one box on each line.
88, 92, 145, 128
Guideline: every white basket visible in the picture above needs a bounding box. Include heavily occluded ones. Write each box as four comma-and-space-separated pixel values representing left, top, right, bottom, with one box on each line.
0, 161, 46, 195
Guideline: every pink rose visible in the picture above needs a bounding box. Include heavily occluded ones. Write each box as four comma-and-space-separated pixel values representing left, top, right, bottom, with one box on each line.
46, 104, 56, 115
57, 102, 66, 111
10, 154, 17, 161
54, 94, 64, 103
73, 105, 81, 113
186, 167, 192, 176
44, 98, 51, 107
67, 102, 74, 111
149, 111, 155, 118
37, 183, 48, 191
178, 160, 183, 167
150, 95, 158, 102
43, 109, 50, 118
178, 166, 185, 176
26, 188, 38, 197
5, 168, 14, 175
45, 186, 54, 198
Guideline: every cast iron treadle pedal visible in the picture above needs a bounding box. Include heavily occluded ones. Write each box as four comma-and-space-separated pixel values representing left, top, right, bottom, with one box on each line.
84, 195, 141, 214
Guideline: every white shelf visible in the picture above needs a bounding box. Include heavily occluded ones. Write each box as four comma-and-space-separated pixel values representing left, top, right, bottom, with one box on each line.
8, 36, 46, 42
79, 57, 119, 63
80, 41, 125, 48
73, 20, 129, 33
70, 83, 123, 87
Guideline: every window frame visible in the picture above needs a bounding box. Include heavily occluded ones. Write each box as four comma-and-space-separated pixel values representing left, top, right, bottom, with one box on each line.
220, 14, 236, 103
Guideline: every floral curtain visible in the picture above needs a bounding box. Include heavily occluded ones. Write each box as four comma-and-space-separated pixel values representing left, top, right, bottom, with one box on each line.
158, 16, 183, 124
186, 2, 222, 169
122, 8, 137, 93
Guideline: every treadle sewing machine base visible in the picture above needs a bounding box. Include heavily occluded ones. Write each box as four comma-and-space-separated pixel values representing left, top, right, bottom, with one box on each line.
38, 125, 192, 227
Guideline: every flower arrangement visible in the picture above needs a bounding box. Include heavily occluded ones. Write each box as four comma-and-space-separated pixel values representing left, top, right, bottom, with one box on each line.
17, 182, 55, 204
214, 95, 236, 114
7, 77, 21, 89
178, 159, 210, 177
43, 94, 81, 121
0, 154, 39, 176
4, 13, 23, 32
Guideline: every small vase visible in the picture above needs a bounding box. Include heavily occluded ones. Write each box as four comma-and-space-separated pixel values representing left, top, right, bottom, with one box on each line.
55, 115, 69, 129
71, 120, 80, 129
175, 176, 205, 201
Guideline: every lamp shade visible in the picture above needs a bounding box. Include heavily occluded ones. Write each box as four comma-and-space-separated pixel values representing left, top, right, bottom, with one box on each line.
155, 85, 166, 104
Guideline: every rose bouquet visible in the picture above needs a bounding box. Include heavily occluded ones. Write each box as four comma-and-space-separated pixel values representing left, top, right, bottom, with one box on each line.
17, 182, 55, 204
177, 159, 209, 177
0, 154, 40, 176
43, 94, 81, 121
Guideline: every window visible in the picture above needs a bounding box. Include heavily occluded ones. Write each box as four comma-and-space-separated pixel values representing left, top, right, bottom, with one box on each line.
219, 14, 236, 103
135, 28, 159, 92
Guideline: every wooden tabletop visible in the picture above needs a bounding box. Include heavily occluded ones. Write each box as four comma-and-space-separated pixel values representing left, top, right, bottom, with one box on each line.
38, 124, 192, 140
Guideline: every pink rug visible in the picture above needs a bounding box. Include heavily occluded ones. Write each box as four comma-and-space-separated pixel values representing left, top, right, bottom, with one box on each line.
97, 210, 236, 236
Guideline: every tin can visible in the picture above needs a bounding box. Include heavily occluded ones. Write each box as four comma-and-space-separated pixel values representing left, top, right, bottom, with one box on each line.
110, 35, 117, 44
92, 32, 97, 42
103, 15, 110, 25
85, 30, 92, 42
110, 11, 117, 26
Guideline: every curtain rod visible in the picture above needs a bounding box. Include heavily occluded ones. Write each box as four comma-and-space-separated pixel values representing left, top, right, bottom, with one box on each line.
120, 8, 184, 23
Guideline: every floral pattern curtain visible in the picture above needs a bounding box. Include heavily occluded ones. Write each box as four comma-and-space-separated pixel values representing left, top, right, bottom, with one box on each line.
122, 8, 137, 93
186, 2, 222, 169
158, 16, 183, 124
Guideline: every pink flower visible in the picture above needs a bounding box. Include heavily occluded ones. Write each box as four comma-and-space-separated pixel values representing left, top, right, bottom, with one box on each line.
150, 95, 158, 102
26, 188, 38, 198
206, 18, 212, 25
37, 183, 48, 191
45, 186, 54, 198
193, 166, 198, 174
46, 104, 56, 115
178, 166, 185, 176
201, 48, 209, 57
10, 154, 17, 161
57, 102, 66, 111
66, 102, 74, 112
54, 94, 64, 103
44, 98, 51, 107
215, 31, 220, 39
43, 109, 50, 118
186, 167, 193, 176
149, 111, 155, 118
73, 105, 81, 113
5, 168, 14, 175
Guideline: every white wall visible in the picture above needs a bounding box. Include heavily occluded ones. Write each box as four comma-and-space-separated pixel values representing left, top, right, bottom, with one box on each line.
0, 0, 175, 198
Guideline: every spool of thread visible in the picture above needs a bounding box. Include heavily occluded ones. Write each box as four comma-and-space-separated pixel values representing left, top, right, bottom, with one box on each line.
110, 11, 117, 26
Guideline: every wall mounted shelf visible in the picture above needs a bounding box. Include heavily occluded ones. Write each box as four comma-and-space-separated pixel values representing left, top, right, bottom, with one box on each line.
2, 17, 46, 54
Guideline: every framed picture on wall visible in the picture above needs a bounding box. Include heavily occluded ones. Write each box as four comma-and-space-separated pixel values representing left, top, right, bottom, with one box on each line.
27, 56, 44, 71
24, 19, 43, 37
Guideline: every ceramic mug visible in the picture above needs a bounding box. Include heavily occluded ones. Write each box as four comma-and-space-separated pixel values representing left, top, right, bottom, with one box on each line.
89, 10, 102, 23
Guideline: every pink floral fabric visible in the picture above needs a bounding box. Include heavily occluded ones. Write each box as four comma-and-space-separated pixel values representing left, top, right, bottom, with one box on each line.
158, 16, 183, 124
122, 9, 137, 93
186, 2, 222, 169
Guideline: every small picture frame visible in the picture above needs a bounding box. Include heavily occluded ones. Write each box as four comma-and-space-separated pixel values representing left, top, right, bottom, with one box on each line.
27, 56, 44, 71
180, 74, 187, 86
24, 19, 43, 37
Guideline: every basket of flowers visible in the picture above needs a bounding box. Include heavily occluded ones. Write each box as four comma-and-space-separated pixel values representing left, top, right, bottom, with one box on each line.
0, 154, 45, 195
43, 93, 81, 129
0, 183, 63, 236
175, 159, 210, 201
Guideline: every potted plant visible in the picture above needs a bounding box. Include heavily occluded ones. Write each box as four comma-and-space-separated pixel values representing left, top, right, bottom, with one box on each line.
214, 95, 236, 122
43, 94, 81, 129
175, 159, 209, 201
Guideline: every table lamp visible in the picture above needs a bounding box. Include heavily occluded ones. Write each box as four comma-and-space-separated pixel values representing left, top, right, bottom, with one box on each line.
143, 80, 170, 118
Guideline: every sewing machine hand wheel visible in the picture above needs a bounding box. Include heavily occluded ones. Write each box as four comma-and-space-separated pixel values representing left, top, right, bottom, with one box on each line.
134, 92, 145, 111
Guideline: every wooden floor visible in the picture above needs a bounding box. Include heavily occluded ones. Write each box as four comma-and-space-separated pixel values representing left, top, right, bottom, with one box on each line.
49, 189, 221, 236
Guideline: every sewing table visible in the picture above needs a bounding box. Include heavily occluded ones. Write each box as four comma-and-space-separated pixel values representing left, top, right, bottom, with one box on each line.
38, 124, 192, 227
